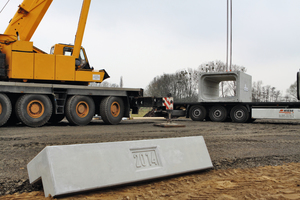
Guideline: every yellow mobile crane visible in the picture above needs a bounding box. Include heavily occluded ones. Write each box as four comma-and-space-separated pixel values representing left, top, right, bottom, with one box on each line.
0, 0, 108, 83
0, 0, 162, 127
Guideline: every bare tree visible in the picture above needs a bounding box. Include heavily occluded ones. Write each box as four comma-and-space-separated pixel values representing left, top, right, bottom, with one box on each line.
286, 81, 298, 101
145, 69, 198, 102
252, 81, 282, 102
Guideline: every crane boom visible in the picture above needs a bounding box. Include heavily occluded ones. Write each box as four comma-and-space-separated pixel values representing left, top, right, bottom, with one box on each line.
4, 0, 53, 42
73, 0, 91, 59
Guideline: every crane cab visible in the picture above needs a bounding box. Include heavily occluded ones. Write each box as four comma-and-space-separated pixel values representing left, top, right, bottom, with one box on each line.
51, 44, 91, 70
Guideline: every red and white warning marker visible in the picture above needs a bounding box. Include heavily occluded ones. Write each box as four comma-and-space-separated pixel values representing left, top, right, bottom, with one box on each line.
163, 97, 173, 110
155, 96, 185, 127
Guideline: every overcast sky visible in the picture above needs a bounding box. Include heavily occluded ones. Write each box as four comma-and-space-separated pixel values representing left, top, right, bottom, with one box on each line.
1, 0, 300, 94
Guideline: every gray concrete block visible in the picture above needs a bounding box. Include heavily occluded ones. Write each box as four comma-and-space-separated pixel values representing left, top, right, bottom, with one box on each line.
199, 71, 252, 102
27, 136, 213, 197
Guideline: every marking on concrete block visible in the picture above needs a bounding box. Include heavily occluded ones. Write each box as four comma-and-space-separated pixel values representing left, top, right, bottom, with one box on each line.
131, 147, 161, 170
27, 136, 213, 197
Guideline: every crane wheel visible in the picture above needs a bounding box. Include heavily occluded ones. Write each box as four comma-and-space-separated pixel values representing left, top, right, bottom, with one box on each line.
230, 105, 249, 123
0, 93, 12, 127
209, 105, 228, 122
189, 105, 207, 121
100, 96, 124, 125
16, 94, 52, 127
65, 95, 95, 126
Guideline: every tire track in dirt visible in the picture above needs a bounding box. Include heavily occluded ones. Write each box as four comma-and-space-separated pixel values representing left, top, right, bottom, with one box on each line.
1, 118, 300, 197
2, 163, 300, 200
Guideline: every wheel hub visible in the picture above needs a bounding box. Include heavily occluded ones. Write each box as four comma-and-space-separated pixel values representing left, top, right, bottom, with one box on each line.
76, 101, 89, 118
214, 110, 221, 117
235, 110, 244, 119
111, 101, 120, 117
27, 100, 44, 118
0, 103, 2, 115
194, 109, 201, 117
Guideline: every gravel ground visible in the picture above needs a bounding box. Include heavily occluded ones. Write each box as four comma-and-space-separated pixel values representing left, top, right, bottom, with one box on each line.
1, 118, 300, 198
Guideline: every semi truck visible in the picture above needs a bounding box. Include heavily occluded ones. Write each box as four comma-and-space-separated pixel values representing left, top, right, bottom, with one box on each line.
0, 0, 162, 127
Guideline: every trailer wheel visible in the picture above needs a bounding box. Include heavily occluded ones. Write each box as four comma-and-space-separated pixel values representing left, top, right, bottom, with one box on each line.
189, 105, 206, 121
100, 96, 124, 125
16, 94, 52, 127
209, 105, 227, 122
0, 93, 12, 127
230, 105, 249, 123
65, 95, 95, 126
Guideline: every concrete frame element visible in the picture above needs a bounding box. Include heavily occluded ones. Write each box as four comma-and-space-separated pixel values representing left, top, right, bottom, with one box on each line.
198, 71, 252, 102
27, 136, 213, 197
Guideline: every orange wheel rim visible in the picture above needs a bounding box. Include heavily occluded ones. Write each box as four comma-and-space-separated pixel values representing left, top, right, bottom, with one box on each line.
76, 101, 89, 118
111, 101, 120, 117
0, 103, 2, 115
27, 100, 44, 118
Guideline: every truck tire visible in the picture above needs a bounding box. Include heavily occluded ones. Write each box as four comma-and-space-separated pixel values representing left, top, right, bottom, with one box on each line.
16, 94, 52, 127
0, 93, 12, 127
209, 105, 227, 122
65, 95, 95, 126
230, 105, 249, 123
189, 105, 206, 121
100, 96, 124, 125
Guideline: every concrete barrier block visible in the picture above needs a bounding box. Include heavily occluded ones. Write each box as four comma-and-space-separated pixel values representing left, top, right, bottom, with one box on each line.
27, 136, 213, 197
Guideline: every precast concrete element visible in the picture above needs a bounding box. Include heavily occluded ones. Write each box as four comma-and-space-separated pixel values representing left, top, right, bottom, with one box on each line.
199, 71, 252, 102
27, 136, 213, 197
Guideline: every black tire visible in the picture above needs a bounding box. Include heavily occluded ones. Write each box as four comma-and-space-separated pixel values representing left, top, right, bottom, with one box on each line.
48, 114, 65, 124
189, 105, 207, 121
230, 105, 249, 123
209, 105, 228, 122
100, 96, 124, 125
65, 95, 95, 126
16, 94, 52, 127
0, 93, 12, 127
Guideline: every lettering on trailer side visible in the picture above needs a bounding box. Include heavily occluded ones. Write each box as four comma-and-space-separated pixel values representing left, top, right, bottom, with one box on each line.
279, 109, 294, 119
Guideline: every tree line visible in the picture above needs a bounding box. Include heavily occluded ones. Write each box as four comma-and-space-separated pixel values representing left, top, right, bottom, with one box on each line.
90, 61, 297, 102
145, 61, 298, 102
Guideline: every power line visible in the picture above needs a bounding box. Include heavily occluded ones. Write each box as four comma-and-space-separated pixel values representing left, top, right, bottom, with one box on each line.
0, 0, 10, 14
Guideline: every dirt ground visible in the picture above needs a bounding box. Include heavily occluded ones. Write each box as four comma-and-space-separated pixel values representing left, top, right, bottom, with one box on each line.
1, 118, 300, 199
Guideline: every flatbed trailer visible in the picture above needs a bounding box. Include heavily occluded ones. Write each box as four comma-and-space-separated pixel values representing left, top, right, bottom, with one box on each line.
155, 71, 300, 123
171, 101, 300, 123
0, 81, 163, 127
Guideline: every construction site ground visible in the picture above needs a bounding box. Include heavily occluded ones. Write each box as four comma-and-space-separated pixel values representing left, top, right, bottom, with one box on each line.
1, 118, 300, 199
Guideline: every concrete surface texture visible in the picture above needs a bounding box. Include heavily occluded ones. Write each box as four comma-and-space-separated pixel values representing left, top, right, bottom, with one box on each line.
27, 136, 212, 197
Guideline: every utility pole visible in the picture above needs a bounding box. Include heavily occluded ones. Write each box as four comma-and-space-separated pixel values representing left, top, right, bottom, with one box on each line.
226, 0, 233, 72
